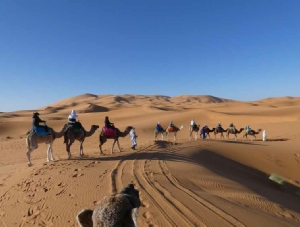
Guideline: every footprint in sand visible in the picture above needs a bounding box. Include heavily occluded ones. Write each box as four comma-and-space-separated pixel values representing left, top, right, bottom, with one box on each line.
142, 211, 151, 219
72, 173, 84, 178
57, 182, 66, 187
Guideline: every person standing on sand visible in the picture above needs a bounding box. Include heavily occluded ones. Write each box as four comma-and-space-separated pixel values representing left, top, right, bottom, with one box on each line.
130, 127, 138, 150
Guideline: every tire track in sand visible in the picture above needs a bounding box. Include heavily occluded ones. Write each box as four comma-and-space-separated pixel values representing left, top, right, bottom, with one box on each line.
155, 159, 245, 226
132, 151, 194, 227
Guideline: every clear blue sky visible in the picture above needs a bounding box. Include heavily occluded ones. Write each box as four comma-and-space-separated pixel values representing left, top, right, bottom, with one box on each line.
1, 0, 300, 112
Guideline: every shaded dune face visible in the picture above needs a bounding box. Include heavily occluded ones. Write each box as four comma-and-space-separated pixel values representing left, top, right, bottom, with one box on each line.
1, 94, 300, 227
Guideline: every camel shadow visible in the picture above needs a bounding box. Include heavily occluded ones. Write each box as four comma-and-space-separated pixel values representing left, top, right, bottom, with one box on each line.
211, 140, 268, 146
154, 140, 173, 149
266, 138, 289, 142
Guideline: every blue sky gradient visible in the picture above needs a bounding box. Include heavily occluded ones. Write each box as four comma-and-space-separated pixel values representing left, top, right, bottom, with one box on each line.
1, 0, 300, 111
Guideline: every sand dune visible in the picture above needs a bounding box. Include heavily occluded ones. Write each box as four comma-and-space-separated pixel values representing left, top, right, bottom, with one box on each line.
1, 94, 300, 226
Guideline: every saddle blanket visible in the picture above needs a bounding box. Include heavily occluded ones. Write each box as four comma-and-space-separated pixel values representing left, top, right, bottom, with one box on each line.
69, 122, 83, 132
103, 126, 115, 137
32, 126, 50, 136
167, 126, 175, 132
155, 126, 163, 132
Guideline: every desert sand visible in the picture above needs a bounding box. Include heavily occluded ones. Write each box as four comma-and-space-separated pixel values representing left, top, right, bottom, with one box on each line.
1, 94, 300, 226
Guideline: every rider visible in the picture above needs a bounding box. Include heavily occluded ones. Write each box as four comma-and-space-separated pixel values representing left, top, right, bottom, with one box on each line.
229, 122, 236, 133
32, 112, 50, 135
245, 125, 251, 133
217, 122, 223, 131
64, 110, 83, 143
156, 122, 163, 132
190, 119, 196, 128
169, 120, 175, 128
105, 116, 115, 129
68, 110, 83, 129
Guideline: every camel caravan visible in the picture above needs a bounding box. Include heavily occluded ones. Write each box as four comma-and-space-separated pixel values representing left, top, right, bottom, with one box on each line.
26, 110, 263, 166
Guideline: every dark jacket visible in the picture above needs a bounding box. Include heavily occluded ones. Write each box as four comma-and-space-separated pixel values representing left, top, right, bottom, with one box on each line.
105, 118, 113, 127
68, 118, 77, 124
32, 115, 45, 127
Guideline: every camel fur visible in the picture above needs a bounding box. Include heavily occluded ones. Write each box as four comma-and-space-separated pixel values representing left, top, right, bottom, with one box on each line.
99, 126, 133, 155
243, 129, 262, 141
226, 128, 244, 140
26, 124, 68, 166
64, 124, 99, 158
189, 124, 200, 140
76, 184, 141, 227
200, 127, 215, 139
165, 125, 185, 141
154, 127, 165, 141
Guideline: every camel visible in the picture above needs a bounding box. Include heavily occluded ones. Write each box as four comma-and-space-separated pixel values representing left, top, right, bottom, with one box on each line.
154, 127, 165, 141
76, 184, 140, 227
26, 124, 69, 166
165, 125, 185, 141
189, 124, 200, 140
200, 127, 215, 139
64, 124, 99, 158
243, 129, 262, 141
99, 126, 133, 154
226, 127, 244, 140
213, 127, 228, 139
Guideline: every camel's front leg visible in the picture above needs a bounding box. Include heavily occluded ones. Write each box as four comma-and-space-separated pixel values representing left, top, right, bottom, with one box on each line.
79, 141, 84, 157
26, 148, 34, 167
195, 131, 198, 140
46, 144, 51, 162
48, 142, 55, 161
117, 140, 121, 152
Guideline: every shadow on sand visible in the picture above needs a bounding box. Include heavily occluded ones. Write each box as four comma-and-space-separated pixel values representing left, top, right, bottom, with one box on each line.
190, 149, 300, 214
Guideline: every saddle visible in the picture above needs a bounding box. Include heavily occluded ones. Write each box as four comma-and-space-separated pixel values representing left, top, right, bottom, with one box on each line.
69, 122, 83, 132
102, 126, 115, 137
32, 126, 51, 136
167, 126, 175, 132
155, 126, 163, 132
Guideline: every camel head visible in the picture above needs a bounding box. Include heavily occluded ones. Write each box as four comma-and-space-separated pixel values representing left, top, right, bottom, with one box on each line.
257, 129, 262, 134
125, 126, 134, 133
179, 125, 185, 130
92, 125, 100, 130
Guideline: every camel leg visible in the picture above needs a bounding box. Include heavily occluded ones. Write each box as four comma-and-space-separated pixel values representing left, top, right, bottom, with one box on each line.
117, 140, 121, 152
161, 133, 164, 141
99, 143, 104, 155
66, 141, 72, 159
79, 141, 84, 157
195, 131, 198, 140
111, 139, 117, 154
174, 132, 176, 141
49, 143, 55, 161
26, 148, 34, 166
46, 144, 51, 162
